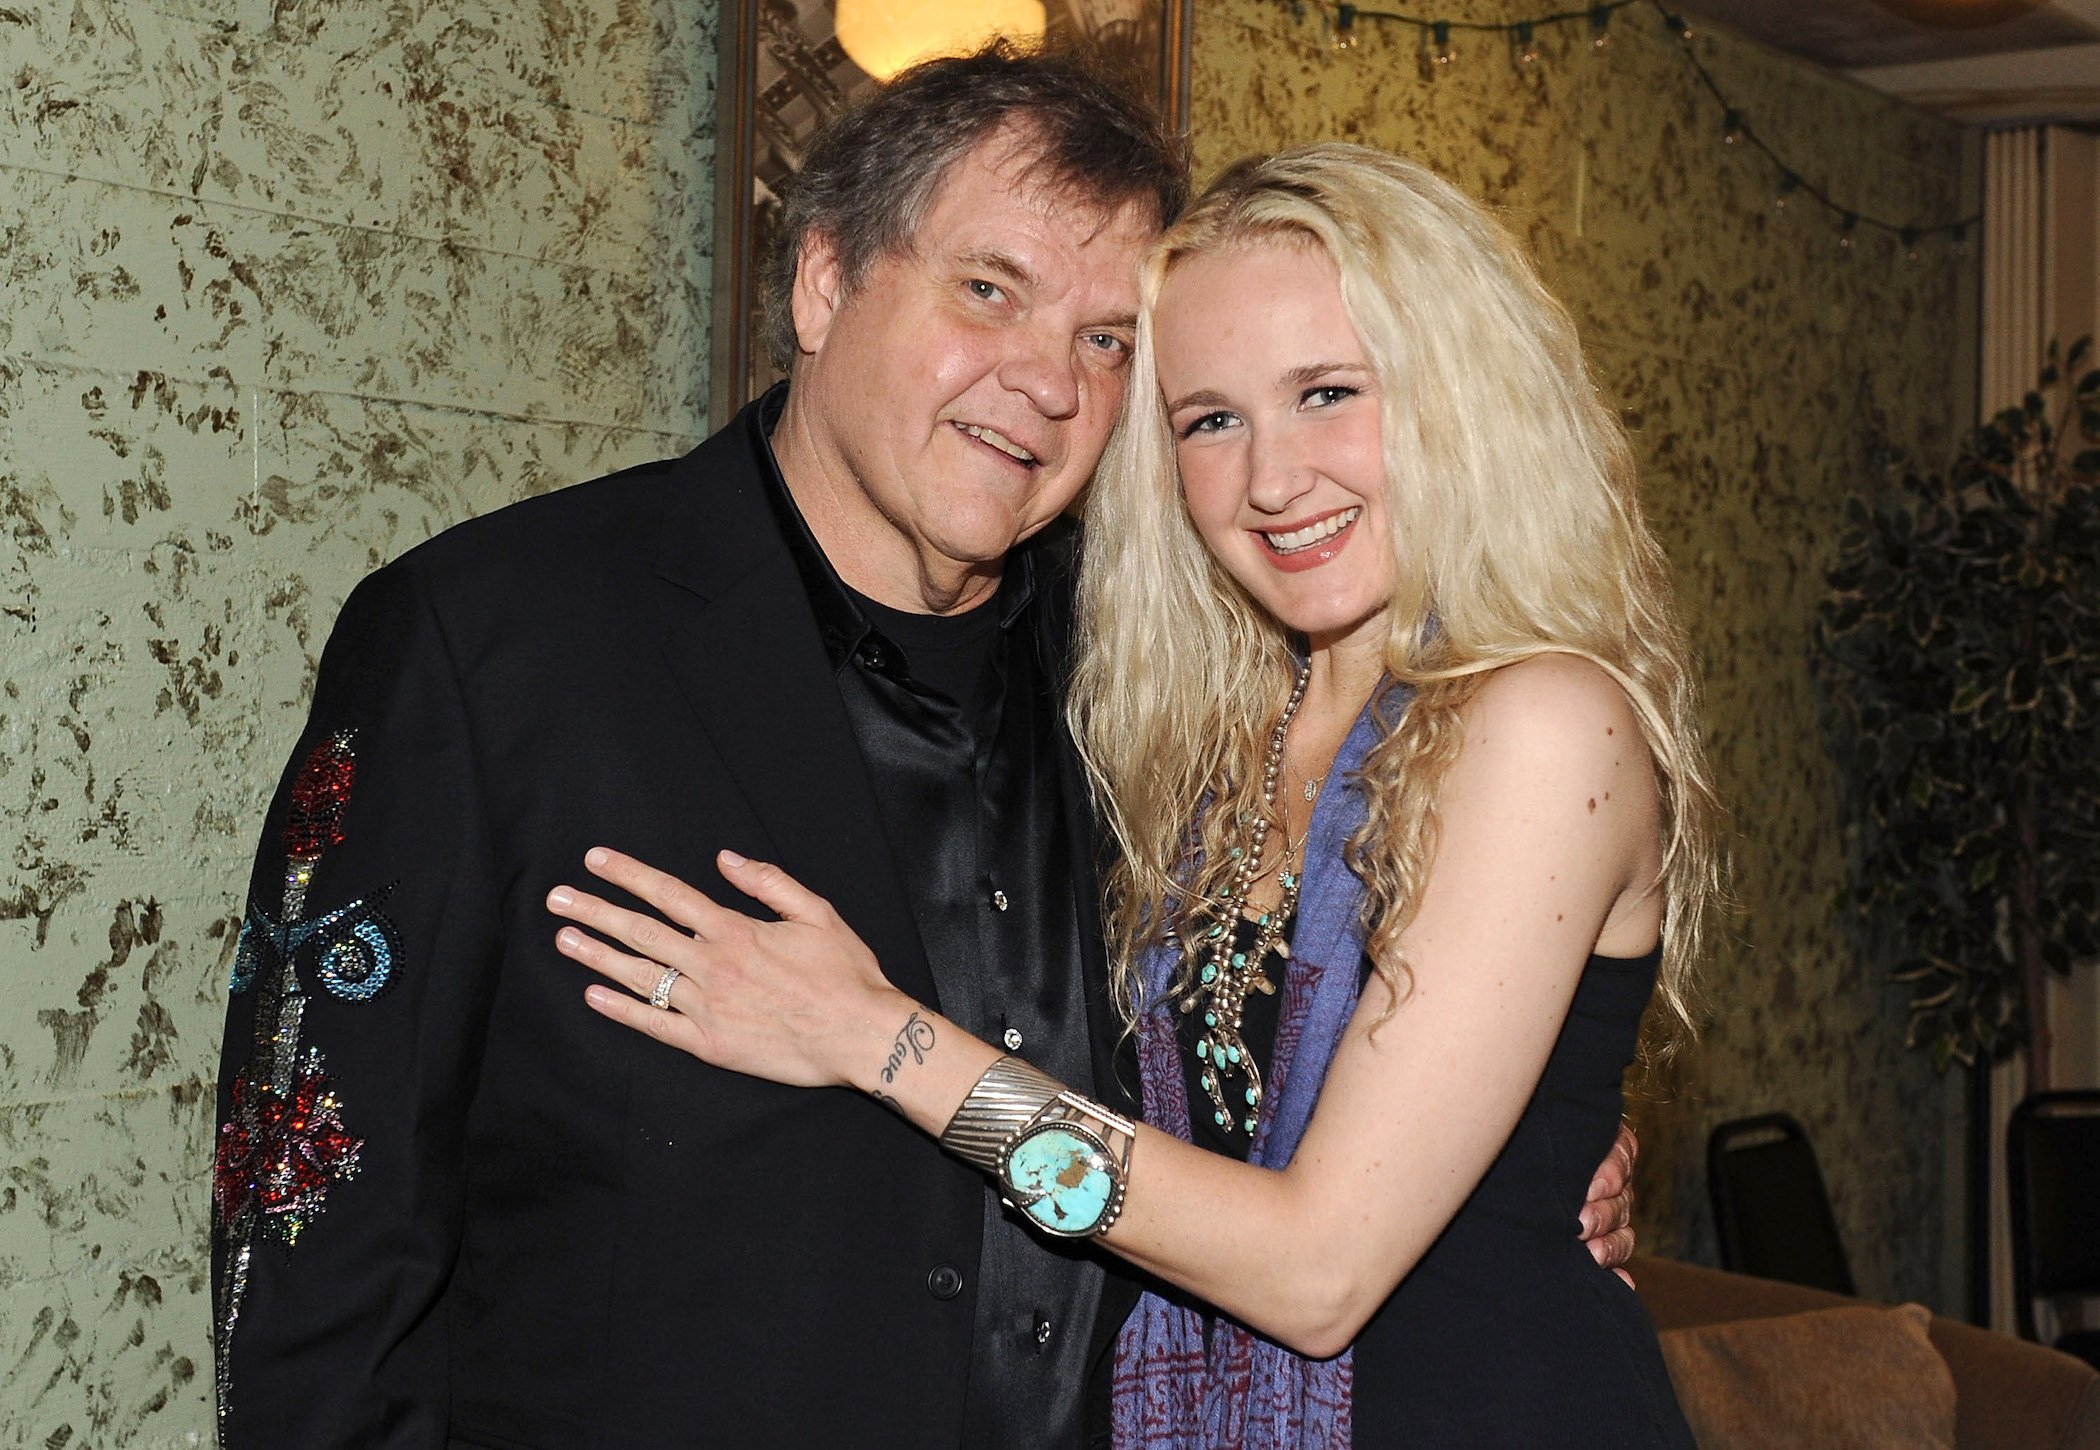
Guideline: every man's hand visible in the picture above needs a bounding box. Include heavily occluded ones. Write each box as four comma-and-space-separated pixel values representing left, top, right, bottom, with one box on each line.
1578, 1119, 1638, 1286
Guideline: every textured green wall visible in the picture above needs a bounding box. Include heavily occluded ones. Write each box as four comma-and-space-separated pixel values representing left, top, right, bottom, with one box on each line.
0, 1, 713, 1440
1188, 0, 1973, 1302
1, 1, 1976, 1439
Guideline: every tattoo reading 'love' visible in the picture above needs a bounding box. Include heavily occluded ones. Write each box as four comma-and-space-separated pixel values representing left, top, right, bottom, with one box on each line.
880, 1011, 936, 1084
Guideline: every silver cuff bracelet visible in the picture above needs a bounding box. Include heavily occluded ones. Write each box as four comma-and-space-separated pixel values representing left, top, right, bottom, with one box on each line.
940, 1055, 1136, 1240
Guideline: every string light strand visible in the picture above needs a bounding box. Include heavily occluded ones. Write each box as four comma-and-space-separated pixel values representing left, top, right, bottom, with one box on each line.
1641, 0, 1974, 240
1326, 0, 1640, 39
1289, 0, 1979, 247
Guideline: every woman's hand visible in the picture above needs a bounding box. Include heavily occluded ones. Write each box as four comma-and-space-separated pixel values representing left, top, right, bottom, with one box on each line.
547, 847, 908, 1092
1581, 1121, 1640, 1286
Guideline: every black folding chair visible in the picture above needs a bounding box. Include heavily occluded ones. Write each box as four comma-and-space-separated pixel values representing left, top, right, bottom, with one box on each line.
1707, 1112, 1856, 1296
2009, 1090, 2100, 1370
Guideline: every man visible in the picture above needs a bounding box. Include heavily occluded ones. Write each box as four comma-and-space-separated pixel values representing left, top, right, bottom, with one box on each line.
212, 45, 1632, 1448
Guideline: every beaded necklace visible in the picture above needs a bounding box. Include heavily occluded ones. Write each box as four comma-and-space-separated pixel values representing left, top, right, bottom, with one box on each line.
1180, 660, 1310, 1136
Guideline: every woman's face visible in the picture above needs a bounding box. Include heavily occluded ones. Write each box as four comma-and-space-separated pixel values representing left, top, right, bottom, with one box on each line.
1152, 239, 1394, 656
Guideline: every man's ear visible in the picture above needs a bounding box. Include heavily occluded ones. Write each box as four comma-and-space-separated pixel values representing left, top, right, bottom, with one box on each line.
789, 230, 848, 358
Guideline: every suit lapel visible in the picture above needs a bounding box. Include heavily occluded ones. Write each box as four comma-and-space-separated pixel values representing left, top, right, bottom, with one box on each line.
649, 415, 941, 1011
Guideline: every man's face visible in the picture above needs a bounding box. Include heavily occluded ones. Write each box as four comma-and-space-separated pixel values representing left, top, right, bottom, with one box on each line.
781, 124, 1156, 609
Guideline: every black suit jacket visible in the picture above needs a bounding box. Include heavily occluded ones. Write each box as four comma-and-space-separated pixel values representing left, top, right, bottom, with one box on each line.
212, 400, 1133, 1447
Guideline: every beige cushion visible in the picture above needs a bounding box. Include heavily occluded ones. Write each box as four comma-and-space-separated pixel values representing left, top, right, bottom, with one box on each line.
1658, 1302, 1957, 1449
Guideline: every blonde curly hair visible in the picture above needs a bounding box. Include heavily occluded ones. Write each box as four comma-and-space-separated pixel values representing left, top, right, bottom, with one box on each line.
1070, 144, 1721, 1046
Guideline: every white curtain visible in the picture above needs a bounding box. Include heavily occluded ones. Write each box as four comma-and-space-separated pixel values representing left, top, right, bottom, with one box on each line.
1983, 126, 2100, 415
1978, 124, 2100, 1337
1982, 122, 2099, 1091
1981, 128, 2044, 415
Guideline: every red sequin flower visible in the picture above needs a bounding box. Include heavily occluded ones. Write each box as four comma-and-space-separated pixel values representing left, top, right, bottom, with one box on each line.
283, 730, 358, 862
213, 1050, 364, 1246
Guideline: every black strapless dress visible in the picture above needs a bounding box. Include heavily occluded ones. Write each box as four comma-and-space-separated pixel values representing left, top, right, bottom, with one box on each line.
1177, 938, 1695, 1448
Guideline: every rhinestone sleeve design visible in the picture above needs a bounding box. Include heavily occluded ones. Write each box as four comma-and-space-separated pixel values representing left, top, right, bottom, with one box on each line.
214, 729, 398, 1431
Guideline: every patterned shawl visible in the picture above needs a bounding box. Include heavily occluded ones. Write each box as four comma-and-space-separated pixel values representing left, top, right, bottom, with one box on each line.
1111, 693, 1399, 1449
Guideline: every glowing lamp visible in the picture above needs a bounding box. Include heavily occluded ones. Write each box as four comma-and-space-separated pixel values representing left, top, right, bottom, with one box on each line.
835, 0, 1049, 82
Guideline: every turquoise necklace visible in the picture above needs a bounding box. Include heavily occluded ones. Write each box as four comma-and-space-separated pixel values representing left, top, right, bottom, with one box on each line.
1181, 660, 1310, 1137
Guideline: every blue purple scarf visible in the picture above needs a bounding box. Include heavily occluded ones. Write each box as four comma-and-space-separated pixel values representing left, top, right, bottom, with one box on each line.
1111, 693, 1399, 1449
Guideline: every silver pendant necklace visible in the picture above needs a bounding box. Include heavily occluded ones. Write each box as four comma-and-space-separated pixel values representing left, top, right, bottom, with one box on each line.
1180, 660, 1312, 1137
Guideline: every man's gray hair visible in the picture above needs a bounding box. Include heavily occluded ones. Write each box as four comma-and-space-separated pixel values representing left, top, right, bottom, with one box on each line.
759, 41, 1188, 370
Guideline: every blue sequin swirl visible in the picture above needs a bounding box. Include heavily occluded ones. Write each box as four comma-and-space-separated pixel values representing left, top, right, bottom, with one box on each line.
319, 912, 399, 1002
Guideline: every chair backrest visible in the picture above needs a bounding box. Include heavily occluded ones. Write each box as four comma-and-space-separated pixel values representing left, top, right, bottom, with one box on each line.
1707, 1111, 1857, 1296
2008, 1089, 2100, 1342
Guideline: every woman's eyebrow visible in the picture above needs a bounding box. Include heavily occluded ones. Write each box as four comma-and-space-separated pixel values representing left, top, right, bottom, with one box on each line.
1168, 362, 1371, 412
1280, 361, 1371, 386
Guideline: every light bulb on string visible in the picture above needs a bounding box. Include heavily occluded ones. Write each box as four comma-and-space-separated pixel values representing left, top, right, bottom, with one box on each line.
1902, 227, 1921, 263
1512, 20, 1538, 65
1332, 2, 1358, 51
1589, 5, 1612, 49
1722, 109, 1745, 145
1774, 171, 1800, 211
1431, 20, 1454, 66
1838, 212, 1859, 250
1665, 12, 1693, 42
1951, 223, 1969, 258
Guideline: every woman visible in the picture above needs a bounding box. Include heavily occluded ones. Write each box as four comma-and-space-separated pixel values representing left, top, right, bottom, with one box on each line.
549, 145, 1717, 1445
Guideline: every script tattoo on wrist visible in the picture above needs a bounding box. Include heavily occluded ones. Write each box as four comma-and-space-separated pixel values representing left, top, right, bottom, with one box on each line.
880, 1010, 936, 1085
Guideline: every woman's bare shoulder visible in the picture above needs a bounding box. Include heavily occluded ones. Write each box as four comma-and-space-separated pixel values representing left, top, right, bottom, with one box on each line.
1458, 652, 1644, 764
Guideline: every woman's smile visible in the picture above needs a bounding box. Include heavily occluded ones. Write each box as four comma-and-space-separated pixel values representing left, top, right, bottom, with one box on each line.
1257, 504, 1362, 568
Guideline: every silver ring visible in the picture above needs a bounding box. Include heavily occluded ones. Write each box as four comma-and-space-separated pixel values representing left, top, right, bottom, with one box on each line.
647, 966, 681, 1010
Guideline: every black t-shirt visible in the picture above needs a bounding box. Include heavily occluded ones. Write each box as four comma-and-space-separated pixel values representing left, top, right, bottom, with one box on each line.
848, 586, 1003, 715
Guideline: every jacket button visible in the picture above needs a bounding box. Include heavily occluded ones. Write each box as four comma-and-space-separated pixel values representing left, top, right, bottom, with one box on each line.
927, 1264, 964, 1300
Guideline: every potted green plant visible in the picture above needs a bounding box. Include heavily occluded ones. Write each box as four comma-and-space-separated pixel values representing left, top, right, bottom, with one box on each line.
1818, 338, 2099, 1089
1817, 340, 2099, 1320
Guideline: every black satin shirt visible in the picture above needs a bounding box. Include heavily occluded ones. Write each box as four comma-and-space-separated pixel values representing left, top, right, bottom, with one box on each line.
757, 394, 1106, 1448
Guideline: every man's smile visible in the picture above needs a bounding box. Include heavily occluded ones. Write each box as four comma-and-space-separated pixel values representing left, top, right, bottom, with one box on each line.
953, 420, 1041, 467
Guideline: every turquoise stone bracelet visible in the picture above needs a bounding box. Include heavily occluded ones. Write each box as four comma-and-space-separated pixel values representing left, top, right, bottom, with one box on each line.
940, 1055, 1134, 1240
1002, 1122, 1121, 1237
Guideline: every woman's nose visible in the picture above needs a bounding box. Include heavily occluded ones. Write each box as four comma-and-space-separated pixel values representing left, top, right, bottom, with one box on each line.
1246, 429, 1315, 514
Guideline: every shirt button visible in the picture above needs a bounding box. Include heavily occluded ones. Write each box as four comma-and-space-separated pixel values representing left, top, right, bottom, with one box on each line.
991, 889, 1009, 912
1003, 1027, 1024, 1051
927, 1264, 964, 1300
1034, 1315, 1053, 1345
